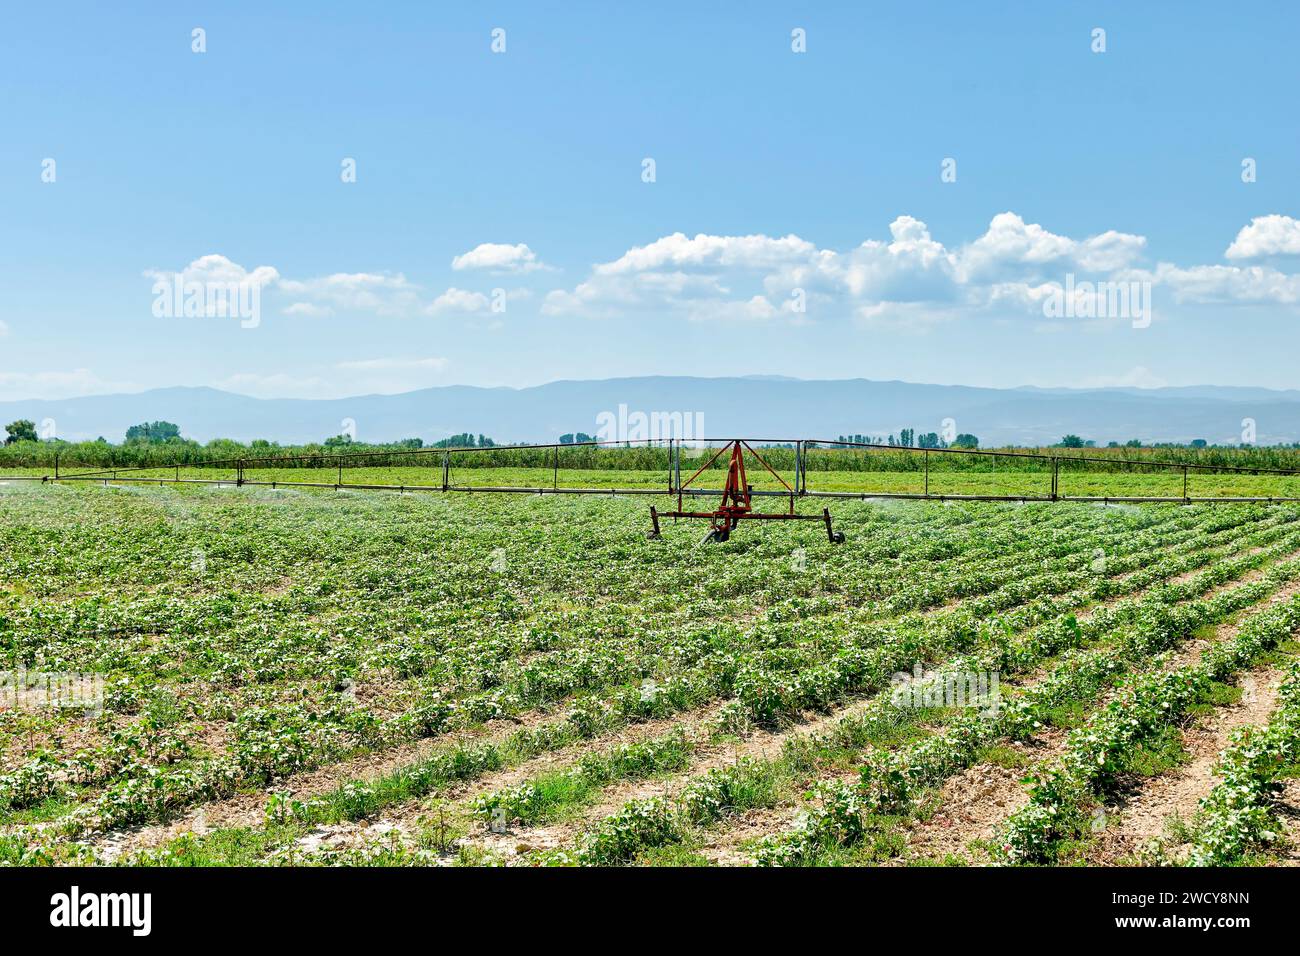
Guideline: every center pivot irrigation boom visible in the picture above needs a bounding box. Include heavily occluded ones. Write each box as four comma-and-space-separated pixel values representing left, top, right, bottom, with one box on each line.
648, 439, 845, 544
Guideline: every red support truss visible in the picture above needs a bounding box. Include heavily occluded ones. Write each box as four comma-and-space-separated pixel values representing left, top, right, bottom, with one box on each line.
649, 439, 844, 544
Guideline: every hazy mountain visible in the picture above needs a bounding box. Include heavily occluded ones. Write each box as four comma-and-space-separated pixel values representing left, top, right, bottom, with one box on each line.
2, 377, 1297, 447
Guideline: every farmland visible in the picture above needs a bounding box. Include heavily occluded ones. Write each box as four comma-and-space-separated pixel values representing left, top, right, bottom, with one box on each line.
7, 462, 1300, 501
3, 478, 1300, 868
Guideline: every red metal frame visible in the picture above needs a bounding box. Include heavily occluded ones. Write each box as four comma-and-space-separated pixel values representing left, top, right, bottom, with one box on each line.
649, 440, 844, 543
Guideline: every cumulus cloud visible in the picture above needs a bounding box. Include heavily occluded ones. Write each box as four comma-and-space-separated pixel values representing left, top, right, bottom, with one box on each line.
958, 212, 1075, 279
1073, 230, 1149, 271
452, 242, 550, 273
144, 253, 280, 291
593, 232, 816, 275
426, 287, 494, 315
766, 216, 960, 305
957, 213, 1146, 280
150, 213, 1300, 335
542, 213, 1158, 323
1145, 262, 1300, 305
1225, 215, 1300, 260
686, 295, 779, 323
543, 271, 730, 318
146, 253, 526, 324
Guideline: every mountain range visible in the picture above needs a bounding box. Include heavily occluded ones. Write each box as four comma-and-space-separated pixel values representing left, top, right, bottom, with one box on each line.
3, 377, 1298, 447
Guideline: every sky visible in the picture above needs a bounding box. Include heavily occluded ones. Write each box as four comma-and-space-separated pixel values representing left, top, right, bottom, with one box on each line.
1, 1, 1297, 401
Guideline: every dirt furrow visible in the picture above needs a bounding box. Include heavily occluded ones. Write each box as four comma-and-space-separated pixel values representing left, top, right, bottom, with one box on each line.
688, 560, 1294, 866
1089, 666, 1283, 865
88, 537, 1285, 863
893, 577, 1300, 866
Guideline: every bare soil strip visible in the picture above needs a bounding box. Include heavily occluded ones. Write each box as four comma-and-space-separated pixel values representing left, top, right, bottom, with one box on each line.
892, 578, 1300, 867
1088, 667, 1283, 865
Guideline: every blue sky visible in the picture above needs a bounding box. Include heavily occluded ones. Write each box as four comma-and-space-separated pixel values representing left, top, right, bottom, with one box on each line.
1, 1, 1297, 400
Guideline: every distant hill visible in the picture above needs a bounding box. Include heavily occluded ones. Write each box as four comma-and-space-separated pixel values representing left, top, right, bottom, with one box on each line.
3, 377, 1299, 447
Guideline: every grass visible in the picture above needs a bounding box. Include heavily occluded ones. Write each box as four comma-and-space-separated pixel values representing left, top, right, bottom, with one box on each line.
1120, 725, 1190, 778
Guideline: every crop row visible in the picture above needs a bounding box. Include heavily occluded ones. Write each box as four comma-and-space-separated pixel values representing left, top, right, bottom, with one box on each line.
1185, 659, 1300, 865
748, 549, 1300, 865
323, 513, 1290, 834
1, 501, 1208, 848
241, 513, 1300, 838
0, 496, 1289, 863
997, 590, 1300, 864
488, 530, 1300, 868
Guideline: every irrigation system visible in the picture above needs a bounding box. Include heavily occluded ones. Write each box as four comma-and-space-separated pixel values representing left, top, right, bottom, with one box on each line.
8, 436, 1300, 545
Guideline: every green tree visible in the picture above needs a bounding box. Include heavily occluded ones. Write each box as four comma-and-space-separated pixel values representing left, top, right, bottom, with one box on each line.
432, 433, 496, 448
1059, 434, 1085, 448
125, 421, 182, 444
951, 433, 979, 449
4, 420, 38, 445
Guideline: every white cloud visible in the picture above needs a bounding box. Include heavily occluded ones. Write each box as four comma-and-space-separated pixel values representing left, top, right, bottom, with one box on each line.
426, 287, 493, 315
543, 213, 1153, 323
0, 320, 9, 337
1146, 262, 1300, 305
957, 213, 1145, 280
1074, 230, 1148, 271
1225, 215, 1300, 260
854, 301, 960, 330
958, 212, 1074, 279
145, 254, 528, 323
144, 253, 280, 291
148, 212, 1300, 337
543, 271, 728, 318
278, 272, 419, 316
452, 242, 550, 273
593, 232, 816, 275
686, 295, 779, 322
770, 216, 960, 304
146, 256, 426, 319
